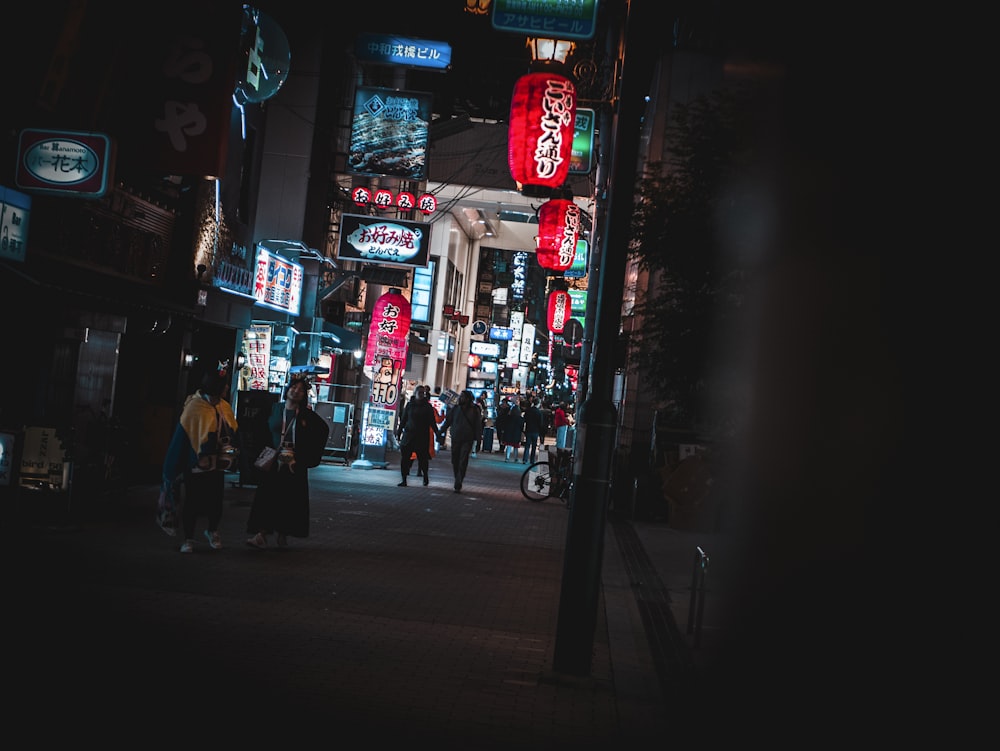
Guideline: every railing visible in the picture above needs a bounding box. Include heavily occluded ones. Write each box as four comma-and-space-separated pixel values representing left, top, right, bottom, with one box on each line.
686, 546, 710, 648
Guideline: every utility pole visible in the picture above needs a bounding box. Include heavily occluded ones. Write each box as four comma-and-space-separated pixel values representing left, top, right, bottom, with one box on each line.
553, 0, 659, 676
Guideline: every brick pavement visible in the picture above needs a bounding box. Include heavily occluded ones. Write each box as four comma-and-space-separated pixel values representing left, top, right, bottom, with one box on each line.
8, 445, 682, 747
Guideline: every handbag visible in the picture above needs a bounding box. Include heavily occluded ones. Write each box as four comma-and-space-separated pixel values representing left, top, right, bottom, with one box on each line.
214, 408, 240, 471
398, 427, 412, 447
254, 445, 278, 471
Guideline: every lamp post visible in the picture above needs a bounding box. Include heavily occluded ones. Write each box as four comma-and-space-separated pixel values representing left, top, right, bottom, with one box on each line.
551, 0, 658, 677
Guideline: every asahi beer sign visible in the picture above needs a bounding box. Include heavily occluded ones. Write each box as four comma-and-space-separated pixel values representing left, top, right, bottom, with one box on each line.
16, 129, 114, 198
337, 213, 431, 269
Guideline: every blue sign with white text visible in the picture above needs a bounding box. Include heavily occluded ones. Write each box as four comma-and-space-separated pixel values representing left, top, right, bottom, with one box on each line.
355, 33, 452, 71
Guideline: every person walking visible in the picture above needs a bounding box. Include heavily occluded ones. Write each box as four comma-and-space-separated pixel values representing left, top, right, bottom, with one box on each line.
495, 396, 512, 444
161, 369, 239, 554
521, 396, 544, 465
553, 402, 570, 449
472, 392, 488, 457
407, 394, 445, 478
395, 385, 440, 487
501, 398, 524, 463
246, 375, 329, 550
438, 390, 482, 492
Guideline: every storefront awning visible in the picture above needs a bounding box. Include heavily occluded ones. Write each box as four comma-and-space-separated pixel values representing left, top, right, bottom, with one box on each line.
408, 332, 432, 355
320, 322, 362, 353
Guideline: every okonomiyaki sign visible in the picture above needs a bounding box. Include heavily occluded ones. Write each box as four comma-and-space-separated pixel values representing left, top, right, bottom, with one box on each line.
338, 213, 431, 268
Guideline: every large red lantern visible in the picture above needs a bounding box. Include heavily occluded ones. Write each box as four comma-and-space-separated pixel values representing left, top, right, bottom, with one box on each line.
536, 198, 580, 271
363, 289, 411, 402
507, 72, 577, 191
547, 290, 571, 334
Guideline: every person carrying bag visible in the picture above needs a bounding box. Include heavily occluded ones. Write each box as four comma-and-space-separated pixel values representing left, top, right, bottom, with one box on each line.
438, 390, 482, 493
246, 376, 329, 550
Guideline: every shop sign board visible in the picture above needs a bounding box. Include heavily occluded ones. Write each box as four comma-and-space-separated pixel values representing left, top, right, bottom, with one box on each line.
252, 246, 303, 316
492, 0, 598, 40
0, 431, 14, 486
337, 213, 431, 269
563, 238, 589, 278
355, 33, 451, 71
243, 324, 272, 392
569, 108, 595, 174
19, 426, 69, 491
348, 86, 432, 180
471, 341, 501, 357
15, 129, 114, 198
0, 185, 31, 263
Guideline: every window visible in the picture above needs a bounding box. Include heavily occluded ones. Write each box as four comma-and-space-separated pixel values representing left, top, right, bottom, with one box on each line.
411, 259, 435, 324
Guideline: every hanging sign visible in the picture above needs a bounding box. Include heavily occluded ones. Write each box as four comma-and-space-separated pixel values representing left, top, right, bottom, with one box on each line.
361, 290, 411, 448
352, 186, 372, 206
337, 213, 431, 268
355, 33, 452, 71
569, 108, 595, 175
16, 129, 114, 198
508, 72, 577, 191
348, 86, 432, 180
417, 193, 437, 214
536, 198, 580, 271
547, 290, 571, 333
492, 0, 599, 40
252, 245, 303, 316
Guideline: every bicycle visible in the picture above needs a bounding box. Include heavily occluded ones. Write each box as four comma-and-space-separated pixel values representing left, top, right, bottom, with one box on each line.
520, 448, 573, 504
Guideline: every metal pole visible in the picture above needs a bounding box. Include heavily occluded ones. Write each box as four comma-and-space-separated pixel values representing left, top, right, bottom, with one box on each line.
553, 0, 658, 676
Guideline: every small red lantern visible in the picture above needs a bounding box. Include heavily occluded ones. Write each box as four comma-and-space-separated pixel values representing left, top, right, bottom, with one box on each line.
508, 72, 577, 191
547, 290, 571, 334
536, 199, 580, 271
374, 189, 394, 209
417, 193, 437, 214
352, 186, 372, 206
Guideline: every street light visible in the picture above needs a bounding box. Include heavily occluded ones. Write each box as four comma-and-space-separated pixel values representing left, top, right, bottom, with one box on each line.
525, 37, 576, 66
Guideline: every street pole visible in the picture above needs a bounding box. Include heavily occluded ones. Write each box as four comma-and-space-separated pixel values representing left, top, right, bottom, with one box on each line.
553, 0, 658, 676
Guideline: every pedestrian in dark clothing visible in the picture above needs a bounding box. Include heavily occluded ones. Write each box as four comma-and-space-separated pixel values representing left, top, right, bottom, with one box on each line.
396, 385, 441, 486
501, 400, 524, 462
473, 392, 489, 456
246, 376, 329, 550
438, 390, 482, 492
521, 397, 544, 465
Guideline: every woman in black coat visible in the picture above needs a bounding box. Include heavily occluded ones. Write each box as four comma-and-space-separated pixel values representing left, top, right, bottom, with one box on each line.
395, 385, 440, 487
246, 376, 329, 550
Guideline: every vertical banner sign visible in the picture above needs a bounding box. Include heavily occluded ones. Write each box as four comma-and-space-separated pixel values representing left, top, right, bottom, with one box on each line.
244, 324, 272, 391
361, 290, 412, 453
120, 3, 243, 177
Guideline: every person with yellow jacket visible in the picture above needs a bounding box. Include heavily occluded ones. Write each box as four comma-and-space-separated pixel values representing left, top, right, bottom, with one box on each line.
161, 369, 239, 553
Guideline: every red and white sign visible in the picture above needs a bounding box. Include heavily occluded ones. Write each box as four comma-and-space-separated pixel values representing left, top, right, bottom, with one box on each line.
417, 193, 437, 214
352, 186, 372, 206
537, 199, 580, 271
547, 290, 571, 333
508, 72, 577, 190
16, 129, 114, 198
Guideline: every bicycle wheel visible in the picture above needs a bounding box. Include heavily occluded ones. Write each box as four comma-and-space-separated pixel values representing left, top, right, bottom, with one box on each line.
521, 461, 553, 501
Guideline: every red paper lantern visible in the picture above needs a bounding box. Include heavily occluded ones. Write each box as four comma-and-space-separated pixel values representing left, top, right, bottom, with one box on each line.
507, 72, 577, 190
547, 290, 571, 334
536, 199, 581, 271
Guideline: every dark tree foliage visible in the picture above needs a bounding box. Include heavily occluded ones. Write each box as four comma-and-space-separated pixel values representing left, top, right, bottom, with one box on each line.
627, 87, 759, 435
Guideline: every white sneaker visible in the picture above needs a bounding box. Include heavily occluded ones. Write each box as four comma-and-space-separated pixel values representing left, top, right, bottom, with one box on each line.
276, 533, 288, 548
180, 540, 194, 553
204, 530, 222, 550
